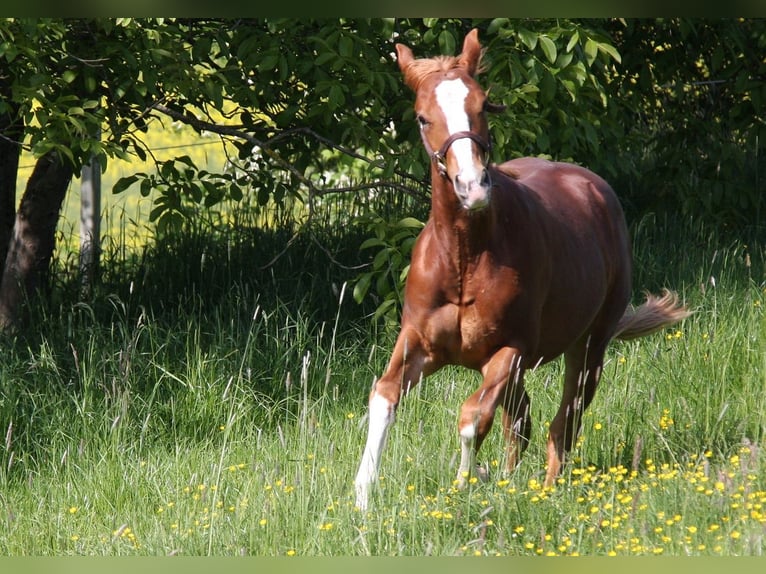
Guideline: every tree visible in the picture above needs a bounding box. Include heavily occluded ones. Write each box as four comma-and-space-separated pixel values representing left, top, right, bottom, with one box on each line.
1, 17, 625, 331
601, 19, 766, 224
0, 18, 203, 330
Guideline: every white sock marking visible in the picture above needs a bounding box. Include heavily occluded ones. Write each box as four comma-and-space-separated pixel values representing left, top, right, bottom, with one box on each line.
354, 392, 395, 510
457, 422, 477, 487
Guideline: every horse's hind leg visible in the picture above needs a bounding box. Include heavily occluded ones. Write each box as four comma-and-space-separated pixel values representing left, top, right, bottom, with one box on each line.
500, 363, 531, 474
544, 337, 606, 486
456, 346, 524, 486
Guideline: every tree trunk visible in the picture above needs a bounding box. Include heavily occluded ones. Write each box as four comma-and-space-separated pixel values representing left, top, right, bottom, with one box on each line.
0, 73, 22, 270
0, 137, 20, 273
0, 150, 73, 332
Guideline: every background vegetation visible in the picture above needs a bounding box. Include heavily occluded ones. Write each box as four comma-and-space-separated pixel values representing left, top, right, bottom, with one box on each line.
0, 18, 764, 555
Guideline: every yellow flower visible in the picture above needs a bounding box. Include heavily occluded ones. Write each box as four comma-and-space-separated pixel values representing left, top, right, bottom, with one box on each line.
286, 549, 296, 556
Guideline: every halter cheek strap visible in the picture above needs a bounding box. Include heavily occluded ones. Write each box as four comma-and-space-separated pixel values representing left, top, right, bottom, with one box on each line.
420, 129, 492, 176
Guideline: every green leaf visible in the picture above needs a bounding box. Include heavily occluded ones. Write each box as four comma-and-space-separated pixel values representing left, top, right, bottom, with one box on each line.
140, 178, 153, 197
112, 175, 138, 194
258, 52, 280, 72
539, 36, 557, 64
396, 217, 424, 229
438, 30, 455, 55
360, 237, 386, 250
596, 42, 621, 64
229, 183, 243, 201
187, 182, 203, 203
338, 36, 353, 59
328, 84, 345, 108
149, 204, 165, 222
584, 38, 598, 67
372, 298, 397, 322
540, 71, 556, 103
174, 155, 195, 168
372, 248, 390, 271
487, 18, 509, 36
314, 51, 335, 67
352, 273, 372, 303
566, 30, 579, 53
517, 28, 538, 51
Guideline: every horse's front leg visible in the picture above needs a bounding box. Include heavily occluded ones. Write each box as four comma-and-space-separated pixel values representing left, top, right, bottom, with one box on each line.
354, 327, 435, 511
457, 346, 525, 487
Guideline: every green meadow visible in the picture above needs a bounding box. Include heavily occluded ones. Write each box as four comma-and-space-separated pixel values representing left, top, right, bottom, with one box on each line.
2, 129, 764, 555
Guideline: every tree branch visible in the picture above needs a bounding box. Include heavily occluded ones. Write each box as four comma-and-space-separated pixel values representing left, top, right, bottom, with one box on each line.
149, 101, 428, 200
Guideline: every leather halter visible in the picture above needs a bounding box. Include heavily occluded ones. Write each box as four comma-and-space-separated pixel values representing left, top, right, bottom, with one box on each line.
420, 129, 492, 177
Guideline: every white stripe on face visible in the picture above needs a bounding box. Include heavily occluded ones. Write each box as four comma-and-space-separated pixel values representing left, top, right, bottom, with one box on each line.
434, 78, 477, 180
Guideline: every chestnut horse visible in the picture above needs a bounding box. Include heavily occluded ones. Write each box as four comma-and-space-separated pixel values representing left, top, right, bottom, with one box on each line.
354, 29, 689, 510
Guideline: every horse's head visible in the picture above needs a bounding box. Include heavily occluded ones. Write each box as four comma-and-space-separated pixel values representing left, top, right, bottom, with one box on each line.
396, 29, 505, 212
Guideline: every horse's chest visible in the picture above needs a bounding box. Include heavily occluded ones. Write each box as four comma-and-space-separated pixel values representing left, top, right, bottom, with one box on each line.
439, 275, 515, 365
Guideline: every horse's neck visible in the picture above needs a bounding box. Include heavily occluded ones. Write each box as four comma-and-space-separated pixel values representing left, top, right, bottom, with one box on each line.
429, 171, 491, 259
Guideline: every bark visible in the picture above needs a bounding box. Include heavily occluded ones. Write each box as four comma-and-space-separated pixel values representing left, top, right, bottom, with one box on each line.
0, 150, 73, 332
0, 74, 22, 269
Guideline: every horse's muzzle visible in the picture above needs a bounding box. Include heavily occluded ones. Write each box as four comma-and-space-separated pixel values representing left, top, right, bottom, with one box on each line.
455, 168, 491, 211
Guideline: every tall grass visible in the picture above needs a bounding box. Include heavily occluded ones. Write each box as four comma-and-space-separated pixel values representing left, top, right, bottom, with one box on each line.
0, 209, 763, 556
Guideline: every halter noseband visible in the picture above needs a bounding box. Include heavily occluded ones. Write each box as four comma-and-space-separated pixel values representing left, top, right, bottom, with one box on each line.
420, 130, 493, 177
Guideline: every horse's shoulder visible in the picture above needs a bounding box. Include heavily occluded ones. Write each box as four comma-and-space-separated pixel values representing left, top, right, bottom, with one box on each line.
495, 157, 551, 180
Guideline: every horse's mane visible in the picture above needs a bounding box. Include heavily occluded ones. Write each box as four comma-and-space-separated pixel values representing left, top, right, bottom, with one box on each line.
401, 52, 486, 90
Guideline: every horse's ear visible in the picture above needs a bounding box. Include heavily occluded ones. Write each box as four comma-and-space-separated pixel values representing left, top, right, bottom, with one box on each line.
395, 43, 414, 74
459, 28, 482, 76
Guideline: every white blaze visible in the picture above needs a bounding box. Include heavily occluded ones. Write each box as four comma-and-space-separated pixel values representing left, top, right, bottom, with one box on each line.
434, 78, 479, 182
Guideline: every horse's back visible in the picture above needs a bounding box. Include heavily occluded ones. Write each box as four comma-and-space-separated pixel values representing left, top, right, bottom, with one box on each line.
496, 157, 626, 237
494, 156, 633, 352
498, 158, 615, 203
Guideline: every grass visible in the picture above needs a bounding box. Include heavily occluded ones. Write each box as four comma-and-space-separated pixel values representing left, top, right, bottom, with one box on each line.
0, 210, 764, 556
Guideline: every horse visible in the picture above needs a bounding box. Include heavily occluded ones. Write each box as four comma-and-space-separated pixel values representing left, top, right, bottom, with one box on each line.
354, 28, 690, 511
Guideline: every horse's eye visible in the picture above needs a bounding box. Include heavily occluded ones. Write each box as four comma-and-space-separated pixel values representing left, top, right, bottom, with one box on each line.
483, 100, 507, 114
416, 114, 429, 127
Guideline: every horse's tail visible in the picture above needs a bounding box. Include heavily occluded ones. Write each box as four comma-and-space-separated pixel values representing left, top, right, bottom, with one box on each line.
614, 289, 692, 341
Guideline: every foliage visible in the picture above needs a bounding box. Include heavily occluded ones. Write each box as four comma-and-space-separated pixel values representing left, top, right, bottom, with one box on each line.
596, 19, 766, 226
4, 18, 765, 322
352, 214, 424, 326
